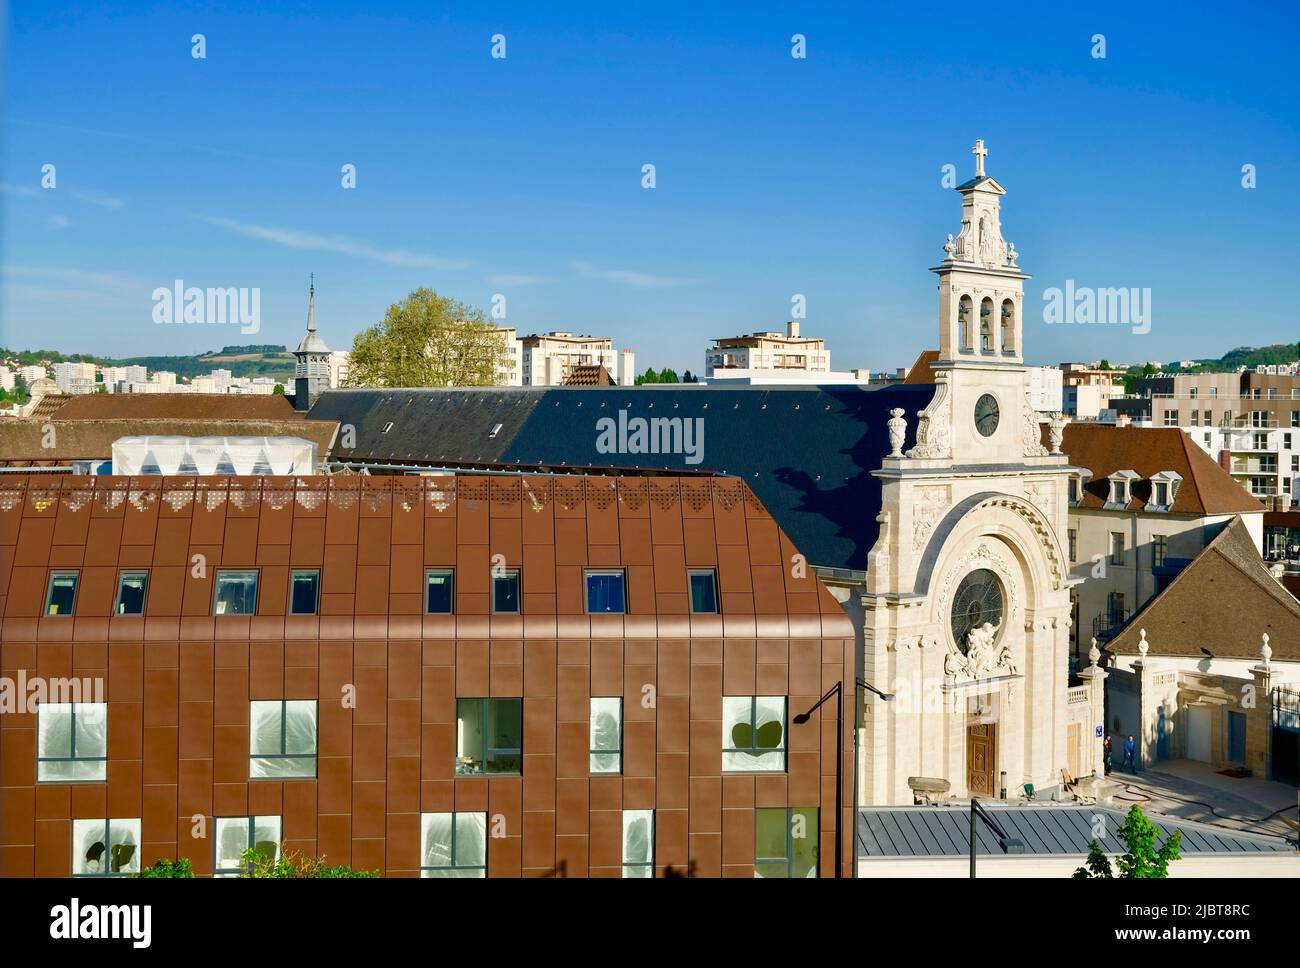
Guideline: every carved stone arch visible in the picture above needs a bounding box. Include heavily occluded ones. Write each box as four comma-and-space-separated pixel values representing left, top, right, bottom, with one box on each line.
912, 491, 1067, 604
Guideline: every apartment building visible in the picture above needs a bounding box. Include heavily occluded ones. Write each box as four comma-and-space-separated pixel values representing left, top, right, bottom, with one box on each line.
1058, 423, 1264, 666
53, 362, 98, 395
0, 473, 853, 878
705, 322, 830, 380
517, 332, 632, 387
1060, 362, 1126, 419
1115, 369, 1300, 500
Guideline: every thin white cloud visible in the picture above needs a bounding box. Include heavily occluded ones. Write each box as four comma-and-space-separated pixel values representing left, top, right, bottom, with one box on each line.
196, 215, 473, 270
572, 260, 688, 289
0, 182, 36, 197
487, 273, 547, 288
71, 190, 126, 210
1, 265, 139, 308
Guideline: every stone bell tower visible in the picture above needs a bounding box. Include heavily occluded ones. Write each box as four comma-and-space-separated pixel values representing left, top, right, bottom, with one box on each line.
859, 141, 1078, 806
293, 275, 331, 412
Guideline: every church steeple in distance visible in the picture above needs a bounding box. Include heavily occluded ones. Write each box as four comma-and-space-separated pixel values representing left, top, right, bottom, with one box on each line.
293, 274, 331, 412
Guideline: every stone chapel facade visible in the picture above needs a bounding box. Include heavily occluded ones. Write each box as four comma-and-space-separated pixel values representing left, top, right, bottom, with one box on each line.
859, 142, 1091, 806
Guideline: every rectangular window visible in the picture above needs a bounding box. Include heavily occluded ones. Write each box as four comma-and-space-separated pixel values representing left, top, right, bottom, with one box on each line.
214, 816, 281, 877
689, 569, 719, 613
45, 571, 78, 616
590, 697, 623, 774
1106, 591, 1126, 626
585, 570, 626, 614
114, 571, 148, 616
1285, 433, 1293, 450
1067, 529, 1077, 563
420, 812, 487, 877
1292, 456, 1298, 473
72, 818, 140, 877
1163, 409, 1178, 427
722, 696, 787, 772
425, 569, 454, 614
622, 810, 655, 878
1188, 387, 1198, 399
1292, 411, 1299, 427
491, 568, 520, 614
1190, 409, 1198, 425
754, 807, 818, 878
37, 702, 107, 782
214, 570, 258, 616
1209, 387, 1218, 398
1110, 532, 1125, 566
1153, 482, 1169, 507
249, 700, 317, 778
456, 698, 522, 775
1152, 535, 1168, 568
289, 570, 319, 615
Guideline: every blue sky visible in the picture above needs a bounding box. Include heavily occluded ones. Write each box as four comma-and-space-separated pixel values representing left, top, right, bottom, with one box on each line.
2, 1, 1298, 371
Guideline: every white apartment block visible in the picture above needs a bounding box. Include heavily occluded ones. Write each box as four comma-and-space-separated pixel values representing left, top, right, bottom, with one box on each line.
0, 366, 14, 392
492, 328, 522, 386
517, 331, 624, 386
328, 350, 351, 389
53, 361, 98, 394
1026, 365, 1063, 412
705, 321, 830, 379
18, 365, 47, 385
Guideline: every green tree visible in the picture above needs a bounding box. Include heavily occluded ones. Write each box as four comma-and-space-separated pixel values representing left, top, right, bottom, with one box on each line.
241, 846, 378, 878
635, 367, 660, 386
345, 288, 507, 388
657, 368, 680, 384
1072, 804, 1183, 878
132, 858, 195, 878
272, 383, 286, 395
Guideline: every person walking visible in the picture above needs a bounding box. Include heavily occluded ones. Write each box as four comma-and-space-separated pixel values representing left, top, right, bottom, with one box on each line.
1122, 734, 1137, 774
1103, 735, 1113, 776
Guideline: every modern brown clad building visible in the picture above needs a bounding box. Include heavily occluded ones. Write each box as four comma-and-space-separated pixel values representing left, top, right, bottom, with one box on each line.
0, 473, 853, 877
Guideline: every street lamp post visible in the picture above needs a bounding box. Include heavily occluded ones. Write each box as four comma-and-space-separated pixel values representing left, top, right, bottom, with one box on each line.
795, 676, 894, 879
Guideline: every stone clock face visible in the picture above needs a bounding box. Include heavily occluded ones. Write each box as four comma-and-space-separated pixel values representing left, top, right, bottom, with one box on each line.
974, 393, 1000, 437
951, 568, 1005, 649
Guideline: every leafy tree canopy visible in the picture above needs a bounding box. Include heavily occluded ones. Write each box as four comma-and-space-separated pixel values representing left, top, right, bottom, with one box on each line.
345, 288, 507, 388
1073, 804, 1182, 879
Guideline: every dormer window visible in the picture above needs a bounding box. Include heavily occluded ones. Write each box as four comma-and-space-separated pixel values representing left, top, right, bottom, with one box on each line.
1067, 470, 1092, 507
1146, 471, 1183, 512
1105, 469, 1139, 510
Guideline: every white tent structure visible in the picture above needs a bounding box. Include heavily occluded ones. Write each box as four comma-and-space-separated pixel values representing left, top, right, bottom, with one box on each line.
111, 436, 318, 476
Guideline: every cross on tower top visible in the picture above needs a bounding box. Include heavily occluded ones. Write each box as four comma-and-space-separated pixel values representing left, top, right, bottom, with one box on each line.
971, 139, 988, 178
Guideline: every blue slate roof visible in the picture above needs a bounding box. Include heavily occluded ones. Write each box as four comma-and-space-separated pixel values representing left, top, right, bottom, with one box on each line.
308, 384, 935, 572
857, 805, 1295, 857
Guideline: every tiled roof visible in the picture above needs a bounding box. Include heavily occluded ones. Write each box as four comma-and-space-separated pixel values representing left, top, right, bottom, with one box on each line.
0, 473, 853, 636
857, 803, 1293, 857
1059, 423, 1262, 515
50, 393, 299, 421
1107, 515, 1300, 660
24, 394, 71, 420
0, 418, 338, 465
561, 364, 616, 387
307, 383, 937, 572
903, 350, 939, 385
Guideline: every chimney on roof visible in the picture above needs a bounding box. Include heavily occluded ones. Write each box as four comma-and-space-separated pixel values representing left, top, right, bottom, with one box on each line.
787, 320, 800, 339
